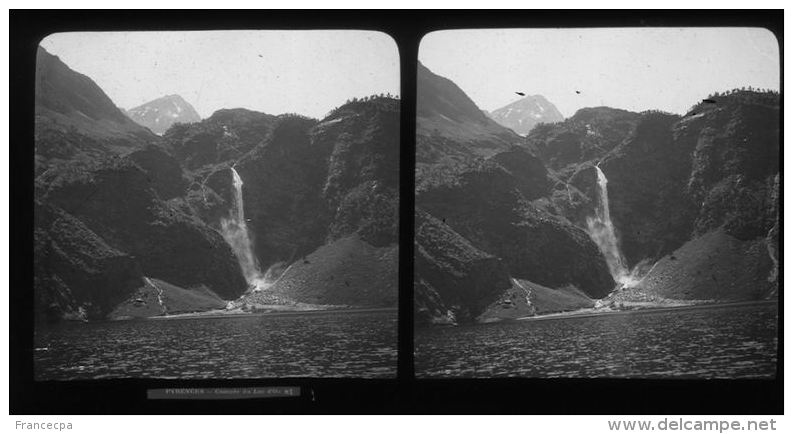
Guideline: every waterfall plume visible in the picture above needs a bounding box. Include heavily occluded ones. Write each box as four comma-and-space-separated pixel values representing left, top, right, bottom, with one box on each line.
220, 167, 270, 292
585, 164, 638, 288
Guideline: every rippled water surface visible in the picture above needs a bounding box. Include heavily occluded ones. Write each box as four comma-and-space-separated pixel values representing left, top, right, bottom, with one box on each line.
35, 310, 397, 380
415, 303, 778, 378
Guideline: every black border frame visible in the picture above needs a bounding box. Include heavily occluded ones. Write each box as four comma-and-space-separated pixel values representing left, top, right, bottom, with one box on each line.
9, 9, 784, 415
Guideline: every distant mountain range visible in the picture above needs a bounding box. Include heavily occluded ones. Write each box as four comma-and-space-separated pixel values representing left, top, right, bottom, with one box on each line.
125, 94, 202, 135
488, 95, 564, 136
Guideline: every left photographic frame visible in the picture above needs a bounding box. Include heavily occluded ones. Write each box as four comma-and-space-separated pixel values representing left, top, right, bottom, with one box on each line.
33, 30, 400, 380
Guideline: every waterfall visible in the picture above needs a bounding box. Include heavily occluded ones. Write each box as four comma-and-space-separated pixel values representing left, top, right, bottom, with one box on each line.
144, 277, 167, 314
220, 167, 269, 292
585, 165, 637, 287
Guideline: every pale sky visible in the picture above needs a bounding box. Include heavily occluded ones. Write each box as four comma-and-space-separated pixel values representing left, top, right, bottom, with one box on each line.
41, 31, 400, 119
419, 28, 780, 117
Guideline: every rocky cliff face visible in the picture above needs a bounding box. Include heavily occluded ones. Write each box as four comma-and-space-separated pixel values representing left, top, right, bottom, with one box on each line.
164, 108, 279, 172
525, 107, 640, 172
489, 146, 553, 201
488, 95, 564, 136
163, 97, 401, 308
584, 94, 779, 271
414, 209, 512, 325
598, 112, 696, 267
416, 159, 614, 300
126, 94, 202, 135
34, 201, 143, 321
521, 91, 780, 304
35, 154, 248, 319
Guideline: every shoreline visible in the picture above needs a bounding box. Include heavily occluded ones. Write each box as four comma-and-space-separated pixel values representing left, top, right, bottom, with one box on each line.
143, 306, 397, 321
513, 299, 778, 323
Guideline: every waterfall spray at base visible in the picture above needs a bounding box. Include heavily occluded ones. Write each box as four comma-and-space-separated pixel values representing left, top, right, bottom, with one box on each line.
220, 167, 270, 292
585, 165, 641, 288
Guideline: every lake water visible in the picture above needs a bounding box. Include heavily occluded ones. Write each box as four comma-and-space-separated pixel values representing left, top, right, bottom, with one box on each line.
415, 302, 778, 378
35, 310, 397, 380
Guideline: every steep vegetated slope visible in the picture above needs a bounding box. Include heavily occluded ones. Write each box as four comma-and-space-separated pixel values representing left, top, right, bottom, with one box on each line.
416, 62, 520, 164
35, 48, 156, 175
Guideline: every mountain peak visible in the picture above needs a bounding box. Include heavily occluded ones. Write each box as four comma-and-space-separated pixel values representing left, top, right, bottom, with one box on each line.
127, 94, 202, 135
488, 95, 565, 136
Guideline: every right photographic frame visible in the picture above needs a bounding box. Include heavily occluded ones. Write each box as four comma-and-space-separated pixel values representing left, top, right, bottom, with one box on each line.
414, 28, 780, 379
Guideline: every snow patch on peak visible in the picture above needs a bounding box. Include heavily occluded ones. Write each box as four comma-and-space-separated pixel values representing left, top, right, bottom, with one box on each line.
489, 94, 564, 136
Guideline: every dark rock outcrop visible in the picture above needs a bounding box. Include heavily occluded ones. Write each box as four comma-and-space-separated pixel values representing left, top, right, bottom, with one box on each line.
598, 111, 696, 267
417, 159, 614, 300
233, 115, 330, 266
490, 146, 553, 201
34, 201, 143, 321
164, 108, 279, 171
525, 107, 640, 171
127, 145, 190, 200
414, 209, 512, 324
38, 157, 247, 303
